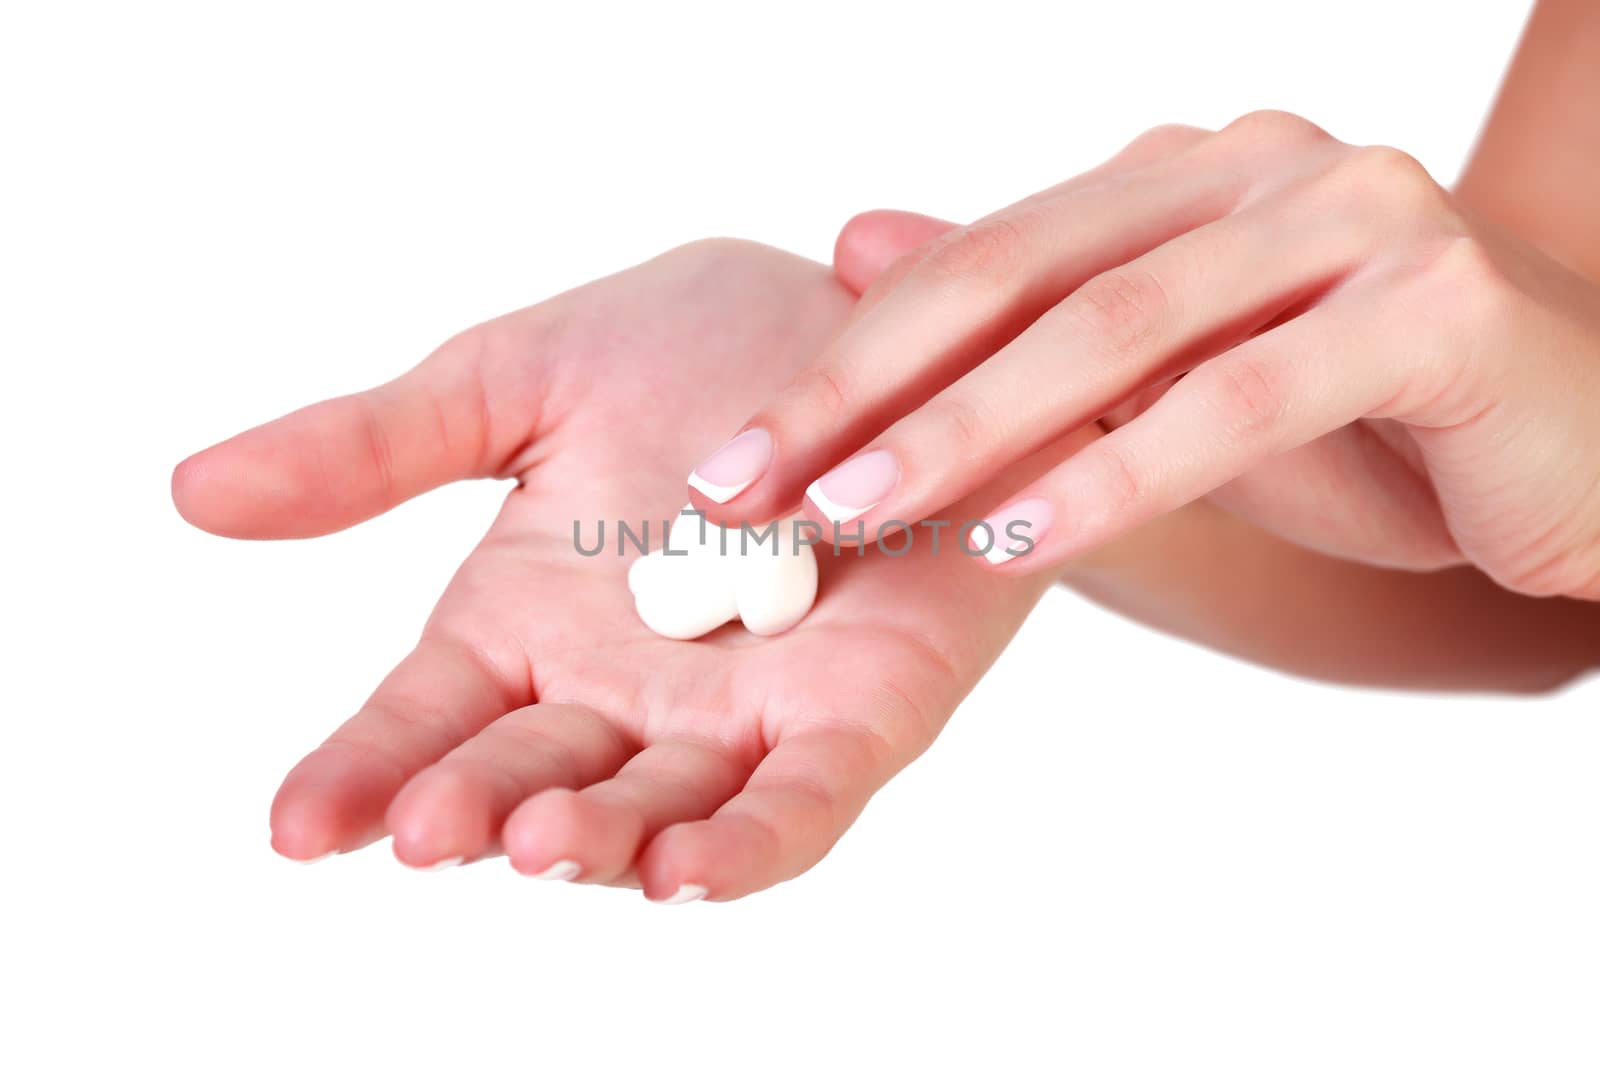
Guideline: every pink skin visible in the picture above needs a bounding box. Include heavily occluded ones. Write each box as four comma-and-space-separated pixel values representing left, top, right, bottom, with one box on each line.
173, 240, 1084, 901
696, 114, 1600, 601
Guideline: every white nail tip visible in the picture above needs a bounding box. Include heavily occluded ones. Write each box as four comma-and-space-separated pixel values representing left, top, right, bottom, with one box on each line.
804, 481, 871, 524
658, 883, 709, 905
972, 526, 1032, 566
295, 850, 338, 865
532, 859, 581, 881
979, 536, 1021, 566
417, 856, 463, 871
687, 470, 754, 505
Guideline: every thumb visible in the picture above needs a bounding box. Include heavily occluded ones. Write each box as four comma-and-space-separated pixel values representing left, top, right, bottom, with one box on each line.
172, 319, 545, 539
832, 209, 957, 295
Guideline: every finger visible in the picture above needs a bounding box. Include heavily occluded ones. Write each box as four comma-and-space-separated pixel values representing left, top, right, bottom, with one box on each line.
833, 129, 1216, 300
172, 315, 550, 539
829, 128, 1219, 340
268, 634, 529, 861
384, 703, 638, 869
635, 725, 904, 903
833, 131, 1214, 303
967, 300, 1419, 572
805, 181, 1374, 540
502, 737, 753, 885
832, 210, 954, 295
690, 135, 1242, 522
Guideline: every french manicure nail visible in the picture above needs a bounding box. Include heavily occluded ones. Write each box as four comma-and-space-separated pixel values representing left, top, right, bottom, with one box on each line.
658, 883, 708, 905
294, 850, 338, 865
532, 859, 581, 882
805, 450, 900, 523
972, 497, 1054, 565
688, 428, 773, 503
417, 856, 463, 872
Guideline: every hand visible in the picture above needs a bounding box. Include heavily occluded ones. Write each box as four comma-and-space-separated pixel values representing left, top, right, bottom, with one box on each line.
173, 240, 1065, 900
692, 113, 1600, 600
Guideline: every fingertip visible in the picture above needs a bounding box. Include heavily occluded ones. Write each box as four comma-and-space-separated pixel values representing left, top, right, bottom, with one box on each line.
170, 444, 243, 536
684, 482, 740, 525
686, 425, 781, 524
270, 749, 394, 863
686, 476, 797, 529
172, 391, 415, 540
635, 819, 757, 903
502, 787, 594, 877
269, 783, 348, 864
384, 765, 497, 869
832, 209, 954, 293
170, 425, 312, 540
635, 822, 709, 901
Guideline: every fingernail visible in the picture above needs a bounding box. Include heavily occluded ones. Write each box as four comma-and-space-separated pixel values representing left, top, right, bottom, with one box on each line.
294, 850, 338, 865
689, 428, 773, 503
806, 450, 900, 523
531, 859, 581, 882
972, 497, 1054, 565
415, 856, 463, 872
657, 883, 708, 905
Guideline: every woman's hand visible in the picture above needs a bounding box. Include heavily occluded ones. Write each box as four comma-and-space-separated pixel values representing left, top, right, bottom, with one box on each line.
690, 113, 1600, 600
174, 240, 1070, 901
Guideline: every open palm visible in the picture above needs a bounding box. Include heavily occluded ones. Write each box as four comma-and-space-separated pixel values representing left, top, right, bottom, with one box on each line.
174, 239, 1065, 901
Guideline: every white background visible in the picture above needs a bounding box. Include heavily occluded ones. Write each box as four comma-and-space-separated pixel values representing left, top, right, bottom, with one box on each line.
6, 1, 1597, 1063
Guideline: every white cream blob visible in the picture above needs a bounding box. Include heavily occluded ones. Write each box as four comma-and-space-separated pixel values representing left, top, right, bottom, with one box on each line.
628, 507, 818, 640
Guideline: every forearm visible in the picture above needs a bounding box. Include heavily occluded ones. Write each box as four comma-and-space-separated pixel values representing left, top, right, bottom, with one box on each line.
1456, 0, 1600, 282
1063, 500, 1600, 693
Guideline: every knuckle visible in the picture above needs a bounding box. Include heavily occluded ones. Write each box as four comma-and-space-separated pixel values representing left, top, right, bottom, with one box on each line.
356, 392, 399, 501
429, 323, 490, 368
1065, 266, 1170, 359
1203, 352, 1288, 439
672, 236, 759, 262
1093, 442, 1148, 516
922, 390, 991, 458
1222, 109, 1330, 148
785, 361, 853, 422
918, 216, 1030, 289
1352, 144, 1434, 186
1328, 145, 1445, 217
1119, 123, 1210, 163
423, 325, 502, 475
426, 321, 485, 385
